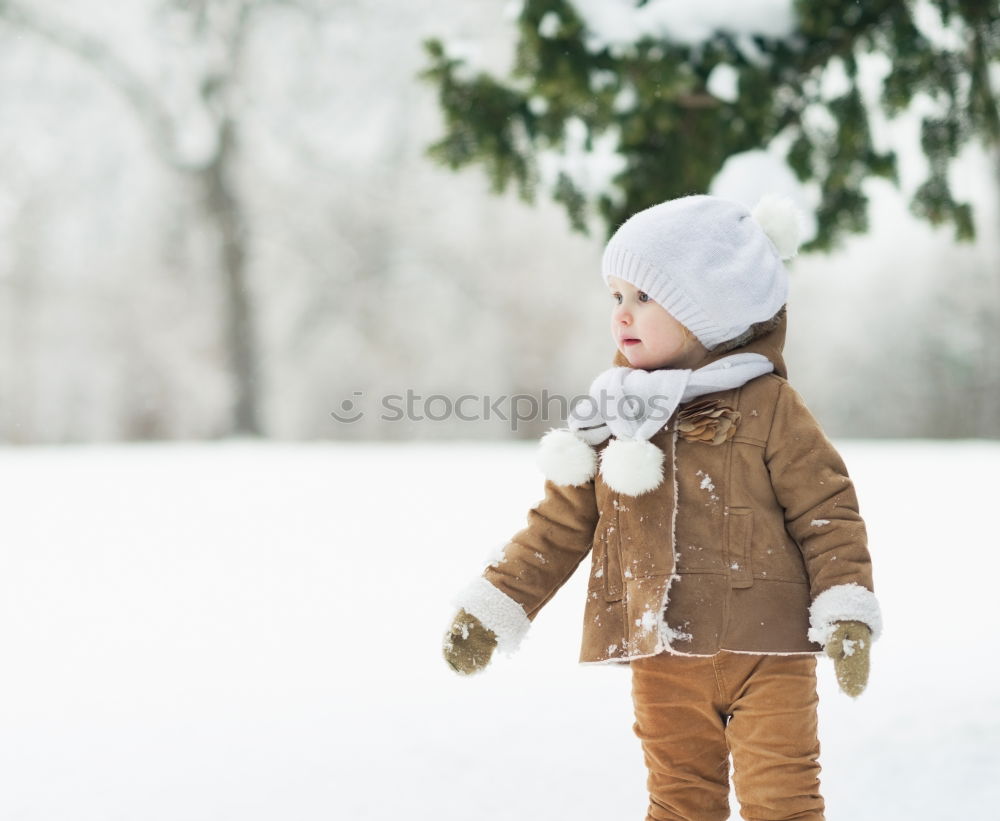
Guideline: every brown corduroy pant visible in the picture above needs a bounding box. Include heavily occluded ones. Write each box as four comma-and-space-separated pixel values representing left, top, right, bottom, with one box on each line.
630, 650, 824, 821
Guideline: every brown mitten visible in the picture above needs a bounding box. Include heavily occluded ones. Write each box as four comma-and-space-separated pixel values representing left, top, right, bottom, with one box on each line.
443, 608, 498, 675
825, 620, 871, 697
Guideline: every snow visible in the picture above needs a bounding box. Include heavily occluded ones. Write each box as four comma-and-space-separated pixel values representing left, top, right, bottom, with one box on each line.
820, 57, 853, 101
589, 68, 617, 91
661, 623, 694, 644
1, 439, 999, 819
572, 0, 795, 51
538, 11, 561, 39
707, 63, 739, 103
637, 609, 658, 631
502, 0, 524, 22
536, 118, 627, 207
527, 94, 549, 115
612, 84, 638, 113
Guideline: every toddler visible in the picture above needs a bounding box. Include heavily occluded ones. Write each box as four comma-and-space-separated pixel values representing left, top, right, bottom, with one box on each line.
442, 194, 881, 821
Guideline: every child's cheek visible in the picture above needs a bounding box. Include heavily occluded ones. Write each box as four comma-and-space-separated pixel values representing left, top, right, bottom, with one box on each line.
663, 327, 687, 351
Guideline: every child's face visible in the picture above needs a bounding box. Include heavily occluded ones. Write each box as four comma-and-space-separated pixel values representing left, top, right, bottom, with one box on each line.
608, 276, 709, 370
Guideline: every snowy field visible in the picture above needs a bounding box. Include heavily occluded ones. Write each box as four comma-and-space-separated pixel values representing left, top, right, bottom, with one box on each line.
1, 439, 998, 820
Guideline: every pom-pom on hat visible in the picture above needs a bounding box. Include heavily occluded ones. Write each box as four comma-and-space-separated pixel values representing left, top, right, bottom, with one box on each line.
601, 194, 802, 350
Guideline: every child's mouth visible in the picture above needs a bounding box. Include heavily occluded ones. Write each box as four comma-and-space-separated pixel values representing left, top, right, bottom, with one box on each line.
623, 338, 640, 346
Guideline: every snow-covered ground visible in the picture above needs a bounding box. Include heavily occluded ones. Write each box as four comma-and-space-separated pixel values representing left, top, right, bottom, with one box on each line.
1, 439, 997, 820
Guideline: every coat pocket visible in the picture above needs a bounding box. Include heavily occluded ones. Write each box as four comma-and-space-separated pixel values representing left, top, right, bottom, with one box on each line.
725, 507, 754, 588
588, 537, 606, 590
588, 531, 623, 601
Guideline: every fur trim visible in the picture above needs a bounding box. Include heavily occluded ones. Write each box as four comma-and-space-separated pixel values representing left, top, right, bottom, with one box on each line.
710, 305, 787, 354
454, 577, 531, 655
656, 428, 681, 653
807, 583, 883, 646
752, 194, 802, 260
536, 428, 597, 486
599, 437, 664, 496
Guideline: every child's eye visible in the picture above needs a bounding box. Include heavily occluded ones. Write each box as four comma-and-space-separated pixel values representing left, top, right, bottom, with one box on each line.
638, 292, 649, 303
611, 292, 622, 304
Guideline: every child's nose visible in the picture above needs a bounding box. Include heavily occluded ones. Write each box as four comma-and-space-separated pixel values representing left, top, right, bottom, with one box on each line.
614, 305, 632, 324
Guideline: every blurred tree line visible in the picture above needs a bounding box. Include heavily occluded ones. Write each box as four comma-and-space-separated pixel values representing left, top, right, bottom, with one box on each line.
0, 0, 997, 442
0, 0, 604, 443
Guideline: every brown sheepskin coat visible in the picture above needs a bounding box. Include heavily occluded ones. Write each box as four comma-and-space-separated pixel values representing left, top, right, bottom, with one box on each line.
473, 315, 877, 663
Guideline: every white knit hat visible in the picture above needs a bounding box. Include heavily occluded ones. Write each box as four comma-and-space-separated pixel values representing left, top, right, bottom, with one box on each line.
601, 194, 802, 350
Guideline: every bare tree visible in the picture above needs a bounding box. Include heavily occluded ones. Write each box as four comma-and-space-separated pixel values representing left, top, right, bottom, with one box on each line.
0, 0, 320, 435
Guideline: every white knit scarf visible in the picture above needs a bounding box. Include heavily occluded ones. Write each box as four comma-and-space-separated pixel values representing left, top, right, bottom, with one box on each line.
567, 353, 774, 444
